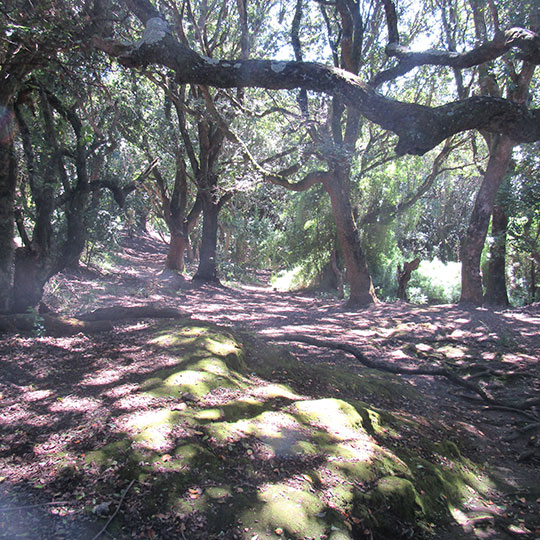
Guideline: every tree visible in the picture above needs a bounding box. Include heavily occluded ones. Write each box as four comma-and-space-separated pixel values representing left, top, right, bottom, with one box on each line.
504, 144, 540, 304
459, 1, 536, 305
1, 13, 62, 312
0, 1, 58, 311
94, 0, 540, 154
266, 0, 381, 305
93, 0, 540, 306
117, 74, 202, 272
4, 0, 540, 311
10, 75, 142, 312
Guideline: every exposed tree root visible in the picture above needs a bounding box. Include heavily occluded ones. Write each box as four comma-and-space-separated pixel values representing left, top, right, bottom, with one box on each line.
278, 334, 540, 415
0, 304, 189, 336
519, 422, 540, 433
0, 314, 113, 336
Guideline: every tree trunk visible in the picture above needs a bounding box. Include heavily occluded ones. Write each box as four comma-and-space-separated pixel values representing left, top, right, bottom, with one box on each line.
531, 259, 537, 304
166, 233, 187, 271
186, 237, 196, 263
63, 189, 90, 269
460, 135, 514, 304
325, 175, 377, 306
397, 258, 421, 301
136, 208, 148, 232
484, 204, 509, 306
0, 139, 17, 313
10, 248, 50, 313
193, 193, 220, 283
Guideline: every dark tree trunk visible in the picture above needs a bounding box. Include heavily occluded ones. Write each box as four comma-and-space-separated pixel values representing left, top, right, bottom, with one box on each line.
531, 259, 538, 304
136, 209, 148, 232
0, 139, 17, 312
531, 251, 540, 303
325, 175, 377, 306
484, 204, 509, 306
193, 192, 220, 283
10, 248, 50, 313
460, 135, 514, 304
397, 258, 421, 301
63, 186, 90, 269
166, 192, 202, 271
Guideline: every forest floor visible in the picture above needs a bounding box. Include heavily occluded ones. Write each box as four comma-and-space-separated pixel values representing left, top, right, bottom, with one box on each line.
1, 232, 539, 540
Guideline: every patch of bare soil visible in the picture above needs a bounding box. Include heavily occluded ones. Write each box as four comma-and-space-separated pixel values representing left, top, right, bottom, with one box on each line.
1, 232, 539, 539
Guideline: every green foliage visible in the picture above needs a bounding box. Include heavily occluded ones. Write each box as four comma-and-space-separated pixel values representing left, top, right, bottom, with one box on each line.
408, 259, 461, 304
83, 202, 124, 267
270, 265, 311, 291
369, 249, 402, 301
498, 145, 540, 305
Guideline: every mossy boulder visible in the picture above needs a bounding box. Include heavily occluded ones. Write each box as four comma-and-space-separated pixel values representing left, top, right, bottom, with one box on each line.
83, 321, 491, 539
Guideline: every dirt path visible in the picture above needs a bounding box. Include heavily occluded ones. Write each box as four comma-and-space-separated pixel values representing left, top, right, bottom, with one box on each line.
2, 232, 539, 539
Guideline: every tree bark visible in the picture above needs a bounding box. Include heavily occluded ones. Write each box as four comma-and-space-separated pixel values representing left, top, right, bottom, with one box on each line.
193, 191, 220, 283
397, 257, 421, 301
0, 313, 113, 336
0, 139, 17, 313
531, 258, 538, 304
460, 135, 514, 304
95, 5, 540, 156
484, 203, 509, 306
166, 233, 188, 271
10, 248, 51, 313
325, 176, 377, 306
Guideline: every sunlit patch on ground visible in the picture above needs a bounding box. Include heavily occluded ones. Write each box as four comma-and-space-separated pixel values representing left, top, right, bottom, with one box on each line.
1, 234, 539, 538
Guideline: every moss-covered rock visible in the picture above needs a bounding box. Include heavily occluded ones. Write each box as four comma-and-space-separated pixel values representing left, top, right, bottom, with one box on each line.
83, 320, 492, 539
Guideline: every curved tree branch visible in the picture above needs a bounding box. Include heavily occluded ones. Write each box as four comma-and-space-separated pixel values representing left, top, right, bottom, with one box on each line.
266, 170, 330, 191
374, 0, 540, 87
93, 1, 540, 157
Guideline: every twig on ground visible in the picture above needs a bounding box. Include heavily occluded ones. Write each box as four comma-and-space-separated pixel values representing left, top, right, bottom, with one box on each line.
91, 479, 135, 540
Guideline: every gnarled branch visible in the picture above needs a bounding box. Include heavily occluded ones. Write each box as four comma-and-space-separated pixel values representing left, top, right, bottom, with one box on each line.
267, 169, 329, 191
91, 0, 540, 156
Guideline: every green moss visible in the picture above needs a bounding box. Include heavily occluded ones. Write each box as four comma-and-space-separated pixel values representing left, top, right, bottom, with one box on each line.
85, 439, 133, 467
292, 398, 364, 435
174, 443, 216, 467
79, 321, 497, 539
368, 475, 424, 521
241, 484, 333, 539
435, 439, 462, 459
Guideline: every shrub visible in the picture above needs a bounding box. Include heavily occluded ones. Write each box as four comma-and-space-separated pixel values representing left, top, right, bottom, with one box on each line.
408, 259, 461, 304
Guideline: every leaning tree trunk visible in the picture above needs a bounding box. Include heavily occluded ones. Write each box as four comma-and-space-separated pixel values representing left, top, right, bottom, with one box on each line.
325, 174, 377, 306
484, 203, 510, 306
0, 139, 17, 313
460, 135, 514, 304
397, 257, 421, 301
193, 192, 220, 283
